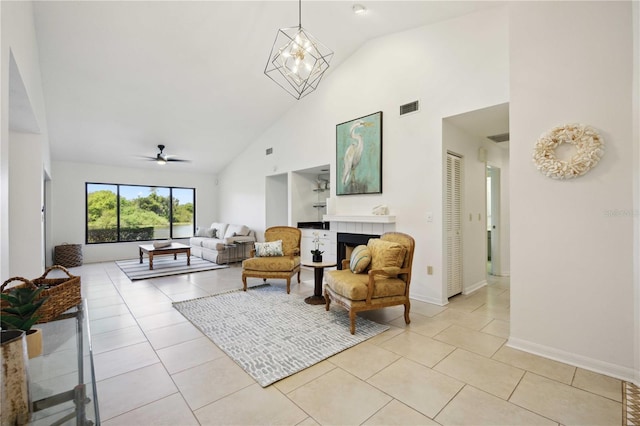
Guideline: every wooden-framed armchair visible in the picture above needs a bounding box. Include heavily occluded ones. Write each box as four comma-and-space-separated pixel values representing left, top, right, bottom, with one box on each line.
241, 226, 301, 294
324, 232, 415, 334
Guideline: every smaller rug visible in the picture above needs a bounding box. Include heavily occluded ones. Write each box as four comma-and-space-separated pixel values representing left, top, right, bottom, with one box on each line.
173, 285, 389, 387
116, 256, 228, 280
624, 381, 640, 426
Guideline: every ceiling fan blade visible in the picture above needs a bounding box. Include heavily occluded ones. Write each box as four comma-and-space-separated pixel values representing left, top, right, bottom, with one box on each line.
138, 145, 190, 163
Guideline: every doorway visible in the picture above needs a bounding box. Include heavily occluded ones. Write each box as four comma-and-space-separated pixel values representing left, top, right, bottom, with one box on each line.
443, 102, 509, 300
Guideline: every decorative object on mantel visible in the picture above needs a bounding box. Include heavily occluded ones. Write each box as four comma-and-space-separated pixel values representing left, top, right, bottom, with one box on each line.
372, 205, 389, 215
264, 0, 334, 100
533, 123, 604, 179
311, 231, 324, 262
337, 111, 383, 196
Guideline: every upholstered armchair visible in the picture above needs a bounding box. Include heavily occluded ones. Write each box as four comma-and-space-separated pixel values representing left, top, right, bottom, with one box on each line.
324, 232, 415, 334
242, 226, 301, 294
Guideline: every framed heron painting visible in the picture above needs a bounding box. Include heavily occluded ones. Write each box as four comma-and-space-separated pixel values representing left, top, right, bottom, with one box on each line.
336, 111, 383, 196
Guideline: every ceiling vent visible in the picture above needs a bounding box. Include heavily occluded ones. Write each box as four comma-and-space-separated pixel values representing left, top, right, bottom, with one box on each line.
400, 100, 419, 116
266, 147, 273, 155
487, 132, 510, 143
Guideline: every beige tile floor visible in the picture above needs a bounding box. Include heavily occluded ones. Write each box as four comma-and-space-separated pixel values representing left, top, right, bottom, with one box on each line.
30, 262, 623, 425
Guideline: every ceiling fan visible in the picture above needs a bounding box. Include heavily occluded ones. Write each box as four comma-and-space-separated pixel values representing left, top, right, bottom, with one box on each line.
143, 144, 190, 165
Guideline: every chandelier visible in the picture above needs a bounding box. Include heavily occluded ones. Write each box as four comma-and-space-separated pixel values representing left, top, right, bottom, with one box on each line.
264, 0, 333, 100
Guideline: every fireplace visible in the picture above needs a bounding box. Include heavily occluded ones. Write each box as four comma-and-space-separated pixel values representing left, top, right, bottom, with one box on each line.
336, 232, 379, 269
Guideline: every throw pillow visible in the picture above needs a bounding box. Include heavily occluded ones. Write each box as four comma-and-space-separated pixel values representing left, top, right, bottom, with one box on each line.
210, 223, 228, 238
254, 240, 283, 257
367, 239, 406, 271
195, 227, 215, 238
225, 224, 250, 238
349, 245, 371, 273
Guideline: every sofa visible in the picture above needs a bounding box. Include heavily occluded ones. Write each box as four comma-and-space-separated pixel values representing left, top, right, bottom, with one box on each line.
189, 222, 257, 264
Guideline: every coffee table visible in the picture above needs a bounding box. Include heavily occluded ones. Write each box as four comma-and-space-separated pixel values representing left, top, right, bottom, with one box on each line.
302, 260, 337, 305
139, 243, 191, 270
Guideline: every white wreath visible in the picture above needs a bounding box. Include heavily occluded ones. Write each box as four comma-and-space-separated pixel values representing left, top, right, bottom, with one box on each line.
533, 124, 604, 179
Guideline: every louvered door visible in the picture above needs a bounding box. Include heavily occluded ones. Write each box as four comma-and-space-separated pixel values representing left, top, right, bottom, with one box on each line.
446, 152, 463, 297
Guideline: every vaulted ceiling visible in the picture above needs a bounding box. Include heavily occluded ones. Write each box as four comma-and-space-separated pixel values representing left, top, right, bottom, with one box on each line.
26, 1, 500, 174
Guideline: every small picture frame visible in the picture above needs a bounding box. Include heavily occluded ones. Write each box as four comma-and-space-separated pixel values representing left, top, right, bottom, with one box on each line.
336, 111, 383, 196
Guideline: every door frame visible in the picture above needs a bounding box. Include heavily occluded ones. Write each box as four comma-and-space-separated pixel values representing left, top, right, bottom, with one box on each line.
486, 164, 501, 276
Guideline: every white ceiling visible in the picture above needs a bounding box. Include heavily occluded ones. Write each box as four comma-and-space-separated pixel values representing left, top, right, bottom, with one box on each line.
26, 1, 501, 174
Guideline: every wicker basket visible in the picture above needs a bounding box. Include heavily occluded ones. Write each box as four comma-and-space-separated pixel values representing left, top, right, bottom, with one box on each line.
1, 265, 81, 323
54, 244, 83, 268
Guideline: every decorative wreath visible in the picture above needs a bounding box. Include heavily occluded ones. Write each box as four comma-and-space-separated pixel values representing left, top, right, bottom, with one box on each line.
532, 124, 604, 179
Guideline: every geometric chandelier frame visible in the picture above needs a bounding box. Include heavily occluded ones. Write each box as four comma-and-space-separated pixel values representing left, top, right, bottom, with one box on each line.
264, 0, 334, 100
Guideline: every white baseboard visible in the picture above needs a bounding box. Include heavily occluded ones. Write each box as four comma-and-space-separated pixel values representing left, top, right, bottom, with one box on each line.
410, 294, 448, 306
508, 337, 637, 383
464, 279, 487, 295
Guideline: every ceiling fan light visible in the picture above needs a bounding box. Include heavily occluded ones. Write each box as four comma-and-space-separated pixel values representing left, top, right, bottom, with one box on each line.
157, 158, 167, 165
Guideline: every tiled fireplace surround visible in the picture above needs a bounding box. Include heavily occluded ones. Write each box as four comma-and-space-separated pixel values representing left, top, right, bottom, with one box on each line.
325, 215, 396, 269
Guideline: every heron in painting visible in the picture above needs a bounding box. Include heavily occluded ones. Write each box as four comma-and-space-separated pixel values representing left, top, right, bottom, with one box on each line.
342, 120, 373, 187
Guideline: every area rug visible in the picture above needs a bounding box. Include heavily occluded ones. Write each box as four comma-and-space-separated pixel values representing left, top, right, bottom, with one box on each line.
624, 381, 640, 426
173, 285, 389, 387
115, 256, 228, 280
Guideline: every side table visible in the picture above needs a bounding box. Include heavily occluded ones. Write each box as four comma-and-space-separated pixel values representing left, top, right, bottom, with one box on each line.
301, 261, 337, 305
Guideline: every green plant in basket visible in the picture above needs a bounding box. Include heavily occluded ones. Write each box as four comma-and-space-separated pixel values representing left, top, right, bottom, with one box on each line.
0, 287, 49, 332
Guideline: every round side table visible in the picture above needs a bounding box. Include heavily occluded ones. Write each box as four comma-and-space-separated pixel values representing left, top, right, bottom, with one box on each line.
301, 260, 337, 305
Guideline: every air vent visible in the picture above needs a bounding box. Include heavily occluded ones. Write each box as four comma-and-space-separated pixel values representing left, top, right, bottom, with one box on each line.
487, 133, 510, 143
400, 100, 419, 116
266, 147, 273, 155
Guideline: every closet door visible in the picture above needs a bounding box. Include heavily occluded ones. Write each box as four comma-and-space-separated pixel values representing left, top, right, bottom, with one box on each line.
446, 152, 463, 297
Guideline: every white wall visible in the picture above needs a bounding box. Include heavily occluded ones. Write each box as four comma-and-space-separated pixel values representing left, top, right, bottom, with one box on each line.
9, 132, 46, 277
265, 173, 288, 229
1, 0, 51, 280
509, 1, 636, 380
218, 6, 509, 305
50, 161, 217, 263
497, 146, 510, 276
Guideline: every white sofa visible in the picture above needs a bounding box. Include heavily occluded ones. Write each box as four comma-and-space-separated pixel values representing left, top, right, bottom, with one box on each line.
189, 222, 256, 264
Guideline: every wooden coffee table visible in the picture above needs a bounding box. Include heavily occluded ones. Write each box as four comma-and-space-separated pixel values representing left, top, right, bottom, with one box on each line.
139, 243, 191, 270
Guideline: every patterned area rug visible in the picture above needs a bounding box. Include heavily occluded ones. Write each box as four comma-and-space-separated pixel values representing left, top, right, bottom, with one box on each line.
624, 381, 640, 426
116, 256, 228, 280
173, 285, 389, 387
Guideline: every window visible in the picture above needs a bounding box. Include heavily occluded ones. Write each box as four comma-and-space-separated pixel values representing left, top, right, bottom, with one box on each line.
86, 183, 195, 244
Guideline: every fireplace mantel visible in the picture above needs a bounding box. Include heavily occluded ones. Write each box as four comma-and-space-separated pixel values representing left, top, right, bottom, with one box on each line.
322, 214, 396, 224
323, 214, 396, 235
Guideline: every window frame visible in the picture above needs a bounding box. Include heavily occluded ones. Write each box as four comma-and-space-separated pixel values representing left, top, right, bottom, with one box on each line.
85, 182, 196, 244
